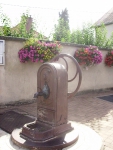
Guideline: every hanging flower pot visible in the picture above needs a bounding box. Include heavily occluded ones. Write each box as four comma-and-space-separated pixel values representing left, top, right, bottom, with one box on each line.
74, 45, 103, 70
18, 40, 61, 63
105, 50, 113, 67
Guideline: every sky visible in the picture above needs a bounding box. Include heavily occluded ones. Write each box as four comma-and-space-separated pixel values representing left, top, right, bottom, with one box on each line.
0, 0, 113, 36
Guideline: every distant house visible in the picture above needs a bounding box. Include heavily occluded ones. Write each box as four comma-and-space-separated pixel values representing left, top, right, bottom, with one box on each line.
12, 16, 48, 40
95, 7, 113, 38
0, 16, 47, 40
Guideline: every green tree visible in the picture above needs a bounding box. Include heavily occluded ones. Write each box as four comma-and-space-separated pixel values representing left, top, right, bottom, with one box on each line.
70, 29, 83, 44
53, 8, 70, 42
11, 12, 35, 38
94, 24, 107, 47
59, 8, 70, 30
0, 11, 11, 36
82, 23, 95, 45
69, 23, 95, 45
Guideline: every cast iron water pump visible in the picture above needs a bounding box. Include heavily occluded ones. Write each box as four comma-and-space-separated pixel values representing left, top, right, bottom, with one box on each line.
11, 53, 82, 150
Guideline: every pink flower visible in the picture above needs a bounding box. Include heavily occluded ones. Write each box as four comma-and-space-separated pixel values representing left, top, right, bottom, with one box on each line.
40, 59, 43, 63
18, 41, 60, 63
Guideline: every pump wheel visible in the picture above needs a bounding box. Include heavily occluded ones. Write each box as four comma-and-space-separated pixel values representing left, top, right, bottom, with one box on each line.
50, 53, 82, 99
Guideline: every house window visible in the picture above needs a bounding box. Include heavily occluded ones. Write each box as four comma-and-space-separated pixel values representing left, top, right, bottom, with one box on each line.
0, 40, 5, 65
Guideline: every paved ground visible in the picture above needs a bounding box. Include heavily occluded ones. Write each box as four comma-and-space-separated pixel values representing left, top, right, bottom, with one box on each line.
0, 89, 113, 150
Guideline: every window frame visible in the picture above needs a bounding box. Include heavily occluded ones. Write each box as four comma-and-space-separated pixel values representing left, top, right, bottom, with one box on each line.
0, 40, 5, 65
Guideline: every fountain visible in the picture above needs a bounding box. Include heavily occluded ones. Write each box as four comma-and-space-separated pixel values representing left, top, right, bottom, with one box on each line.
11, 54, 103, 150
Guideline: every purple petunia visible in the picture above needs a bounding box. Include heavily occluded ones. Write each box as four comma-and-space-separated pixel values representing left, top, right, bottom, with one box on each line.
18, 41, 60, 63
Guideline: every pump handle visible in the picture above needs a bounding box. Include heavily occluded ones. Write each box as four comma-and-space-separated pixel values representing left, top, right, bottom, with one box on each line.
50, 53, 82, 99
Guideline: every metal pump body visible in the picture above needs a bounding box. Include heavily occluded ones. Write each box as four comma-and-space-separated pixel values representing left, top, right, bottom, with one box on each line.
21, 62, 73, 141
11, 54, 82, 150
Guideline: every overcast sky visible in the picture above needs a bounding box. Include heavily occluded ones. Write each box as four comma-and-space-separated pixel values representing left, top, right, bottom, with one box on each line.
0, 0, 113, 36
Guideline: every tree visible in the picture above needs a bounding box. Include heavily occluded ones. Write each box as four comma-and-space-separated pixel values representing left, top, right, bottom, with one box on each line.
59, 8, 70, 30
0, 10, 11, 36
11, 12, 35, 38
94, 24, 107, 47
53, 8, 70, 42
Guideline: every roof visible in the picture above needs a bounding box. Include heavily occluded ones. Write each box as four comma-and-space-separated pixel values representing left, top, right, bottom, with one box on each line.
95, 7, 113, 26
1, 17, 48, 39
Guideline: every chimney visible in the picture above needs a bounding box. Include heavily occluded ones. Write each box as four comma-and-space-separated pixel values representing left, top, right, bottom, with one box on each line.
26, 16, 33, 32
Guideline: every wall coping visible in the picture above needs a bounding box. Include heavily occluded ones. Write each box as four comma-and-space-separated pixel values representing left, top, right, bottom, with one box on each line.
60, 42, 112, 51
0, 36, 26, 41
0, 36, 112, 51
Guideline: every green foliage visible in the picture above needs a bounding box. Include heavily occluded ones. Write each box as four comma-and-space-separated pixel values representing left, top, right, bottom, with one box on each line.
53, 20, 113, 49
0, 12, 11, 36
59, 8, 70, 30
18, 39, 61, 63
53, 8, 70, 41
69, 23, 95, 45
59, 8, 69, 21
0, 10, 44, 39
23, 38, 39, 47
53, 22, 96, 45
1, 7, 113, 49
82, 23, 95, 45
70, 30, 83, 44
11, 12, 36, 38
94, 24, 107, 47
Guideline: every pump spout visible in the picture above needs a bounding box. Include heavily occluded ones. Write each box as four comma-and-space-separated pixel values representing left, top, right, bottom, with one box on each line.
34, 92, 44, 98
34, 83, 50, 99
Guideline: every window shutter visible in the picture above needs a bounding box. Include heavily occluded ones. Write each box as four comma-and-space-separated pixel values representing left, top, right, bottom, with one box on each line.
0, 40, 5, 65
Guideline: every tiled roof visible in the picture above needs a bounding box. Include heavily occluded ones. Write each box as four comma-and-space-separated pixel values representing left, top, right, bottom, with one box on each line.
95, 7, 113, 26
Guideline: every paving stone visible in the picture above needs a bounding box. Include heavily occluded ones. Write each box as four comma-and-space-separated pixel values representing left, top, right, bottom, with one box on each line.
0, 90, 113, 149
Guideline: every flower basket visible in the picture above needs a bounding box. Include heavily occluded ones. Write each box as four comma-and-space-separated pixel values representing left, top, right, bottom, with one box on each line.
74, 45, 103, 70
105, 50, 113, 67
18, 40, 60, 63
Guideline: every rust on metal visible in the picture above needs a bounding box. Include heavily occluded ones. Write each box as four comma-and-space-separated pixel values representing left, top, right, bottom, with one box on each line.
50, 53, 82, 99
11, 127, 79, 150
11, 53, 82, 149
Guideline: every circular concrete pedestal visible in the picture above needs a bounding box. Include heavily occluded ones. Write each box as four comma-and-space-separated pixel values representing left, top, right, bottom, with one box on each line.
0, 122, 103, 150
11, 127, 79, 150
63, 122, 103, 150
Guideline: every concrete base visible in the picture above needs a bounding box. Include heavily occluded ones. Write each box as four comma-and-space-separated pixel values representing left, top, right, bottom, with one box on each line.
0, 122, 103, 150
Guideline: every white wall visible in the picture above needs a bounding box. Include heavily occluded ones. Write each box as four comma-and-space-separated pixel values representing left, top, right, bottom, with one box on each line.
0, 39, 113, 104
61, 45, 113, 93
106, 24, 113, 38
